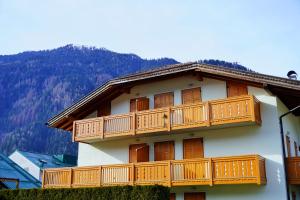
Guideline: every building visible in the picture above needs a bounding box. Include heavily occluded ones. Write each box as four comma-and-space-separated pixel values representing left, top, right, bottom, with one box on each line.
0, 153, 41, 189
9, 150, 77, 181
42, 63, 300, 200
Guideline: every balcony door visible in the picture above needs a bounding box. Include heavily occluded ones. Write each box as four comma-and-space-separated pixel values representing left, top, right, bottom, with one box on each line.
130, 97, 149, 112
227, 81, 248, 97
154, 141, 175, 161
184, 192, 205, 200
129, 143, 149, 163
182, 87, 202, 104
183, 138, 204, 159
154, 92, 174, 109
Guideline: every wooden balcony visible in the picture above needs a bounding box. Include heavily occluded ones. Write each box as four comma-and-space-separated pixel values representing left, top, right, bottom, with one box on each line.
73, 95, 261, 143
286, 157, 300, 184
42, 155, 266, 188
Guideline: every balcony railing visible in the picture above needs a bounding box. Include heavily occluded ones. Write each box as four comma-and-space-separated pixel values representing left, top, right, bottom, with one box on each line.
286, 157, 300, 184
73, 95, 261, 142
42, 155, 266, 188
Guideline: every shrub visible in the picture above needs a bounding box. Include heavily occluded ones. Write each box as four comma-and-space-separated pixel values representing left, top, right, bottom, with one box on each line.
0, 185, 169, 200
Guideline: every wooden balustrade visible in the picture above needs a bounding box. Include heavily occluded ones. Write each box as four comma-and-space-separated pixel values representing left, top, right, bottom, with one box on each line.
43, 155, 266, 188
286, 157, 300, 184
73, 95, 261, 142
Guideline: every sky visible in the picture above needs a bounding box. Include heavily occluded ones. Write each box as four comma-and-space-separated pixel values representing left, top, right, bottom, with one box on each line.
0, 0, 300, 77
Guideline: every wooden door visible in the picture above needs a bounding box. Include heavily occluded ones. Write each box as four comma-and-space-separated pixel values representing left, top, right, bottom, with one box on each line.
183, 138, 204, 159
154, 92, 174, 108
154, 141, 175, 161
227, 81, 248, 97
286, 135, 291, 157
97, 101, 111, 117
130, 97, 149, 112
170, 193, 176, 200
182, 87, 202, 104
184, 192, 205, 200
129, 143, 149, 163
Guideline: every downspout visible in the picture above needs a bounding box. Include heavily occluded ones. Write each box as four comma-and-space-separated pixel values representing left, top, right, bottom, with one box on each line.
279, 105, 300, 200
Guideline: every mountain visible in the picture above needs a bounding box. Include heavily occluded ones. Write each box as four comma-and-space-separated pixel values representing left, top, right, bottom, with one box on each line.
0, 44, 250, 156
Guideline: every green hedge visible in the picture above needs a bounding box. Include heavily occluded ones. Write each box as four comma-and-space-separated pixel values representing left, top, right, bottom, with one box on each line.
0, 185, 169, 200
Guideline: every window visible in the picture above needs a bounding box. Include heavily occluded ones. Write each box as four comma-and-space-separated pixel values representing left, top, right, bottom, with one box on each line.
154, 92, 174, 108
129, 143, 149, 163
97, 101, 111, 117
154, 141, 175, 161
184, 192, 205, 200
227, 81, 248, 97
130, 97, 149, 112
170, 193, 176, 200
183, 138, 204, 159
182, 87, 202, 104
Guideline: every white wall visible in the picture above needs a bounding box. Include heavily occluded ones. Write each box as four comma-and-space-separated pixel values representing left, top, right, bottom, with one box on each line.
111, 76, 227, 115
9, 151, 41, 180
77, 78, 293, 200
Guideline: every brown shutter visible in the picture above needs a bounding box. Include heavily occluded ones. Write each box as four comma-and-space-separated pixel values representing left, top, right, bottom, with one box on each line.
170, 193, 176, 200
286, 135, 291, 157
183, 138, 204, 159
294, 141, 298, 157
97, 101, 111, 117
154, 141, 175, 161
227, 81, 248, 97
136, 145, 150, 162
154, 92, 174, 108
184, 192, 205, 200
182, 87, 202, 104
129, 143, 149, 163
130, 97, 149, 112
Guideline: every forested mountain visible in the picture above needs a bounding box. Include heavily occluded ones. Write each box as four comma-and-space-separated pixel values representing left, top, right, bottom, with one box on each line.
0, 44, 249, 156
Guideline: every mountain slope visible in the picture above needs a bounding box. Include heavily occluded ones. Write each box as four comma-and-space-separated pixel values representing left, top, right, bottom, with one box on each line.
0, 45, 250, 156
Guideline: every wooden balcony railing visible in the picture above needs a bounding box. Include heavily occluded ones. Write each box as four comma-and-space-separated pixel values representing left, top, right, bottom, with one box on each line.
73, 95, 261, 142
42, 155, 266, 188
286, 157, 300, 184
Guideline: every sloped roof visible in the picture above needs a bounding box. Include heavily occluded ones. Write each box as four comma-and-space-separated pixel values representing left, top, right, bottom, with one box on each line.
14, 150, 77, 169
0, 154, 41, 189
47, 62, 300, 129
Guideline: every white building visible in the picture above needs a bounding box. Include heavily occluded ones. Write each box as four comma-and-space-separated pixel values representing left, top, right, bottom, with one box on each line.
43, 63, 300, 200
9, 150, 77, 181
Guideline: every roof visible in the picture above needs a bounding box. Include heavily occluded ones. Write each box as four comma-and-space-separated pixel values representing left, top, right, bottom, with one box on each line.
0, 153, 41, 189
14, 150, 77, 169
47, 62, 300, 130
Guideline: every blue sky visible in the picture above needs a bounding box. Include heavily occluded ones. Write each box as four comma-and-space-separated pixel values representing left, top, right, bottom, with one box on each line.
0, 0, 300, 77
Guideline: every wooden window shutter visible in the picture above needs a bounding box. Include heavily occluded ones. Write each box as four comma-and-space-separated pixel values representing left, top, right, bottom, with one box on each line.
170, 193, 176, 200
286, 135, 291, 157
182, 87, 202, 104
294, 141, 298, 157
97, 101, 111, 117
227, 81, 248, 97
154, 141, 175, 161
129, 143, 149, 163
130, 97, 149, 112
184, 192, 205, 200
183, 138, 204, 159
154, 92, 174, 109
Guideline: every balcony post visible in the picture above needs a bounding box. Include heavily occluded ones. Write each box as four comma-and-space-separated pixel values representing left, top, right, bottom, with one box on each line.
168, 160, 172, 187
68, 168, 73, 188
100, 118, 104, 139
132, 113, 136, 135
255, 155, 261, 185
205, 102, 211, 127
167, 108, 171, 132
131, 163, 135, 186
72, 122, 76, 142
98, 166, 102, 187
249, 96, 256, 122
209, 158, 213, 186
42, 169, 45, 189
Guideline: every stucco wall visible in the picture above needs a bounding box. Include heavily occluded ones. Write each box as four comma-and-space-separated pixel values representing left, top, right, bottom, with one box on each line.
9, 151, 41, 180
77, 77, 293, 200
